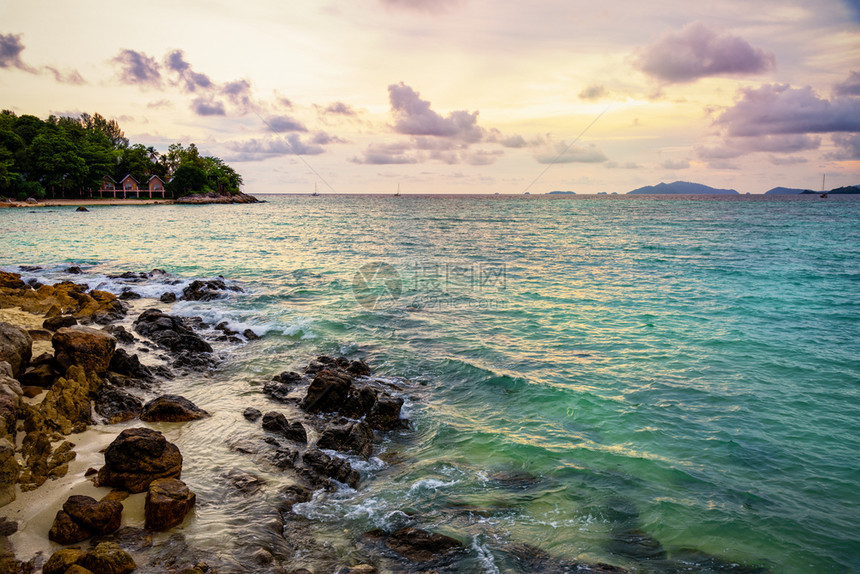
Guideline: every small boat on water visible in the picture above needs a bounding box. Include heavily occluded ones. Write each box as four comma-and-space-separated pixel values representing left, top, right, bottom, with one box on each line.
394, 184, 401, 197
312, 183, 319, 197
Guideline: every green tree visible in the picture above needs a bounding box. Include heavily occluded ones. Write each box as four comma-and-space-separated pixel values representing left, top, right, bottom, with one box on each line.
168, 164, 208, 196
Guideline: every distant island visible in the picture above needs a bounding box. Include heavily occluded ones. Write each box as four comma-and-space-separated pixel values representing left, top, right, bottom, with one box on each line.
801, 185, 860, 195
0, 110, 248, 202
628, 181, 739, 195
547, 191, 576, 195
765, 187, 810, 195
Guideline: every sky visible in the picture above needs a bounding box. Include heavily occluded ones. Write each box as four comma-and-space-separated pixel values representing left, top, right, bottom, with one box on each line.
1, 0, 859, 194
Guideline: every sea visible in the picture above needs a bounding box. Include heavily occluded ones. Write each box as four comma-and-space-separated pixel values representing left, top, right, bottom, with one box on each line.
1, 194, 859, 573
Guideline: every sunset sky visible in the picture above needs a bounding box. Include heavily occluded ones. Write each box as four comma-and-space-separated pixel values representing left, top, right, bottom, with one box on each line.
1, 0, 859, 194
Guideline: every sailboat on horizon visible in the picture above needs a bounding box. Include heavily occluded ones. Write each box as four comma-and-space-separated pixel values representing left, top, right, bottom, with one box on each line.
312, 182, 320, 197
394, 184, 401, 197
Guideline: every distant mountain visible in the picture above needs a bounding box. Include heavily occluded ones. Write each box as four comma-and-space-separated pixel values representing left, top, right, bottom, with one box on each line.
765, 187, 809, 195
547, 190, 576, 194
627, 181, 739, 195
801, 185, 860, 195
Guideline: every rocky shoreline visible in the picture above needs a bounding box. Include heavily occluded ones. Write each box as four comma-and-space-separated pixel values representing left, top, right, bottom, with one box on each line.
0, 268, 770, 574
0, 193, 259, 209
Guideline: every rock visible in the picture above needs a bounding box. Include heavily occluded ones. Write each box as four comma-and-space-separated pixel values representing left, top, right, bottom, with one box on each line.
340, 386, 377, 419
67, 266, 82, 273
261, 412, 307, 443
133, 309, 213, 355
159, 292, 177, 303
0, 271, 29, 290
366, 395, 406, 431
19, 362, 57, 387
52, 326, 116, 375
301, 369, 353, 413
243, 329, 259, 340
43, 315, 77, 331
140, 395, 209, 422
76, 206, 90, 212
145, 478, 196, 531
0, 517, 16, 536
346, 565, 377, 574
48, 509, 92, 544
317, 418, 374, 459
95, 386, 143, 424
90, 526, 153, 552
278, 484, 312, 512
39, 365, 101, 434
81, 542, 136, 574
223, 469, 265, 496
66, 565, 95, 574
385, 527, 463, 562
27, 328, 52, 341
0, 439, 20, 507
103, 324, 135, 344
347, 360, 371, 377
0, 322, 32, 377
607, 528, 666, 561
43, 548, 86, 574
301, 448, 360, 488
243, 407, 262, 422
98, 427, 182, 493
181, 278, 242, 302
49, 495, 123, 543
118, 289, 140, 300
262, 379, 296, 403
108, 348, 153, 380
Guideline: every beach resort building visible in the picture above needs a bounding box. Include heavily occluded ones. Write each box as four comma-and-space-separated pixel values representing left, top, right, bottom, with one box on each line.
97, 174, 167, 198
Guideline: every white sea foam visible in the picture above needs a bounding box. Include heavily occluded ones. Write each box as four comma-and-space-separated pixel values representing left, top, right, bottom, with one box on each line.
472, 537, 501, 574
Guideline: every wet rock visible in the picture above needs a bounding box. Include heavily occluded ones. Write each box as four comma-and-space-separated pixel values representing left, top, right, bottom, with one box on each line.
103, 324, 136, 344
181, 278, 242, 301
365, 395, 405, 431
66, 565, 95, 574
0, 322, 32, 377
52, 326, 116, 375
95, 386, 143, 424
0, 439, 20, 507
160, 292, 177, 303
263, 378, 297, 403
140, 395, 209, 422
340, 386, 377, 419
0, 271, 30, 290
243, 329, 260, 340
278, 484, 312, 512
108, 348, 153, 380
98, 427, 182, 493
49, 495, 123, 543
43, 315, 77, 331
90, 526, 153, 552
608, 528, 666, 561
488, 469, 541, 489
48, 509, 92, 544
133, 309, 213, 355
145, 478, 196, 531
67, 266, 83, 274
223, 469, 265, 496
317, 418, 374, 459
39, 365, 100, 434
43, 548, 86, 574
270, 445, 299, 470
19, 362, 57, 387
261, 412, 307, 443
300, 448, 359, 488
347, 359, 371, 377
243, 407, 262, 422
384, 527, 464, 562
118, 289, 140, 300
301, 368, 353, 413
81, 541, 136, 574
0, 517, 16, 536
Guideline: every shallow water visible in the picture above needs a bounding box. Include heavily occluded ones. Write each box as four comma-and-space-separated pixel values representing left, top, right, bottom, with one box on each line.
2, 194, 859, 573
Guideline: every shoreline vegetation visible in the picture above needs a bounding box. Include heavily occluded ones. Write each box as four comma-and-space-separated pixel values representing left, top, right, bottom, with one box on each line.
0, 111, 247, 203
0, 268, 774, 574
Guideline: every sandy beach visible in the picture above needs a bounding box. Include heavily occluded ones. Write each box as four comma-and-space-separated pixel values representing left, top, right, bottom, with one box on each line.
1, 199, 174, 208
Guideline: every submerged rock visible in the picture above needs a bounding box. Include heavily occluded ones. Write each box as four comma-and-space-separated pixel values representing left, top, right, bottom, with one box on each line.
98, 427, 182, 493
145, 478, 196, 531
384, 527, 463, 562
243, 407, 262, 422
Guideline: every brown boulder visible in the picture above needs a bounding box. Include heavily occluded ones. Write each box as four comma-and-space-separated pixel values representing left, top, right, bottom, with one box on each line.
53, 326, 116, 375
0, 439, 20, 507
81, 542, 136, 574
261, 412, 307, 443
385, 527, 463, 562
144, 477, 196, 531
43, 548, 86, 574
43, 315, 78, 331
39, 365, 100, 434
48, 509, 92, 544
61, 494, 123, 535
317, 418, 374, 459
301, 368, 353, 413
139, 395, 209, 423
0, 322, 32, 378
98, 427, 182, 493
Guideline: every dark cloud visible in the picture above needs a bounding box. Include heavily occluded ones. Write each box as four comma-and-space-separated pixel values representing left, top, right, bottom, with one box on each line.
660, 158, 691, 169
165, 49, 214, 92
579, 85, 608, 100
266, 115, 307, 133
45, 66, 86, 84
191, 96, 226, 116
222, 79, 257, 112
829, 133, 860, 160
534, 142, 607, 164
0, 32, 32, 71
633, 22, 775, 84
716, 84, 860, 136
834, 70, 860, 96
113, 49, 162, 86
388, 82, 483, 142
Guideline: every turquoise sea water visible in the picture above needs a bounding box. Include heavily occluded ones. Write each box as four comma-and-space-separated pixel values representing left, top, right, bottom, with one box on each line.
2, 194, 859, 573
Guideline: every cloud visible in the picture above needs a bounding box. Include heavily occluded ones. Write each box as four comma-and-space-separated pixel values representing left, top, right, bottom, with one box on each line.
708, 160, 740, 170
222, 79, 257, 112
227, 134, 325, 160
579, 85, 608, 100
191, 96, 225, 116
499, 134, 528, 148
147, 99, 173, 109
0, 32, 33, 71
380, 0, 462, 12
165, 49, 214, 92
605, 161, 641, 169
828, 133, 860, 160
660, 158, 691, 169
534, 142, 607, 164
351, 141, 418, 164
633, 22, 775, 84
464, 149, 503, 166
113, 49, 162, 86
769, 155, 808, 165
834, 70, 860, 96
266, 115, 307, 133
310, 131, 348, 145
45, 66, 85, 84
388, 82, 483, 142
716, 84, 860, 136
318, 101, 357, 116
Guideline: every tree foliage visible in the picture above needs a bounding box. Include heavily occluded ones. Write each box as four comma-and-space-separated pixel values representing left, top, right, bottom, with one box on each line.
0, 110, 242, 199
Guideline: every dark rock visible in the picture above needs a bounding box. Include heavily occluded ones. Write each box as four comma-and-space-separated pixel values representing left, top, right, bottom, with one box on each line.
160, 291, 178, 303
76, 206, 89, 212
97, 427, 182, 493
278, 484, 312, 511
270, 445, 299, 470
243, 407, 262, 421
27, 277, 44, 288
118, 289, 140, 300
67, 266, 83, 274
340, 386, 377, 419
43, 548, 86, 574
140, 394, 209, 422
385, 527, 464, 562
29, 351, 56, 367
181, 278, 242, 302
273, 371, 302, 384
172, 351, 216, 371
261, 412, 307, 443
48, 509, 92, 544
60, 494, 123, 535
301, 368, 353, 413
81, 541, 136, 574
243, 329, 260, 340
90, 526, 153, 552
108, 348, 153, 380
608, 528, 666, 561
19, 362, 57, 387
301, 448, 360, 488
0, 517, 17, 536
27, 328, 52, 341
366, 395, 405, 431
133, 309, 213, 355
0, 322, 32, 378
103, 325, 135, 344
52, 326, 116, 375
317, 418, 374, 459
145, 478, 196, 531
95, 386, 143, 424
347, 360, 371, 377
262, 379, 296, 403
223, 469, 265, 495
